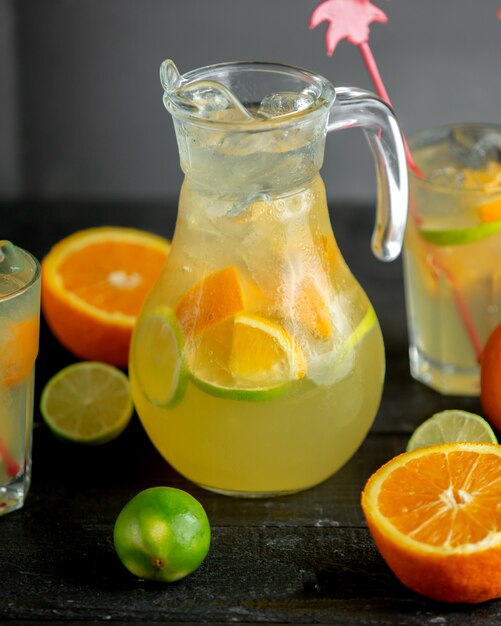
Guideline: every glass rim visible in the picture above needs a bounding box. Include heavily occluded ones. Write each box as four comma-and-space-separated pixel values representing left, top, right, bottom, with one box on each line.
162, 60, 336, 130
408, 122, 501, 194
0, 247, 41, 303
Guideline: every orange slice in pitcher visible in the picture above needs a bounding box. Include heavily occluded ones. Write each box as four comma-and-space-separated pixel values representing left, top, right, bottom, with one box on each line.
361, 442, 501, 603
175, 267, 245, 337
189, 313, 306, 401
479, 200, 501, 224
230, 313, 306, 385
293, 280, 333, 339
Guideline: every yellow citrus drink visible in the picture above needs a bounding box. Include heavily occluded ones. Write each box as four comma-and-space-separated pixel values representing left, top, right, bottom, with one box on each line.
404, 124, 501, 396
0, 246, 40, 514
130, 176, 384, 496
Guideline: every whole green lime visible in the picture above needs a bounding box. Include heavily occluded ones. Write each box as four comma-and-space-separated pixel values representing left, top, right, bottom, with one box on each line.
113, 487, 211, 582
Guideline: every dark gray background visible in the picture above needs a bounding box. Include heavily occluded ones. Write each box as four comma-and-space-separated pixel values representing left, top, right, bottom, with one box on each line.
1, 0, 501, 204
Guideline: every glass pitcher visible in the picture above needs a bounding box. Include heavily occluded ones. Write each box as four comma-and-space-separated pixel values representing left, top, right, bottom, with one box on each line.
129, 61, 407, 497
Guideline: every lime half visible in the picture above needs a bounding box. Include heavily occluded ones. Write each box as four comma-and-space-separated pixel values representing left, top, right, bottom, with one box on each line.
131, 306, 187, 408
191, 375, 292, 402
406, 409, 498, 452
420, 220, 501, 246
40, 361, 133, 444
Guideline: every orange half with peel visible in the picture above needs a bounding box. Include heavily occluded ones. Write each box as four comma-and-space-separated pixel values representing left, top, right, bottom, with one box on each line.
42, 227, 170, 367
361, 442, 501, 603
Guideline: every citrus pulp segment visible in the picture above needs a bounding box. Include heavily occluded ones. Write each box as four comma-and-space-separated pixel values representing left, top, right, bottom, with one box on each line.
461, 162, 501, 189
131, 306, 187, 408
361, 442, 501, 603
292, 279, 333, 339
175, 266, 245, 336
187, 313, 306, 402
406, 410, 498, 452
41, 226, 170, 366
230, 313, 307, 384
479, 200, 501, 223
40, 361, 133, 444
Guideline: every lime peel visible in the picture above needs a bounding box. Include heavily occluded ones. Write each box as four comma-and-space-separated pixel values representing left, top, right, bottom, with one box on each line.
420, 220, 501, 246
188, 311, 306, 402
308, 305, 377, 386
132, 305, 187, 408
190, 374, 292, 402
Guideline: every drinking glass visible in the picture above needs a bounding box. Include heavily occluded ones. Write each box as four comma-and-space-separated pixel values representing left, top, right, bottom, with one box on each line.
403, 123, 501, 395
0, 242, 41, 514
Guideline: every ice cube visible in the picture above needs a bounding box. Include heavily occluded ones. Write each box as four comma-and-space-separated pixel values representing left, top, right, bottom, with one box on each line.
0, 274, 24, 298
450, 126, 501, 169
257, 91, 315, 119
173, 79, 253, 122
226, 191, 271, 217
428, 166, 466, 188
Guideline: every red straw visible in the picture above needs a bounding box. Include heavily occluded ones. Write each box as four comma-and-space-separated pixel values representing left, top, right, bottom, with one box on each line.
426, 249, 483, 363
358, 42, 422, 177
407, 180, 483, 364
0, 437, 20, 478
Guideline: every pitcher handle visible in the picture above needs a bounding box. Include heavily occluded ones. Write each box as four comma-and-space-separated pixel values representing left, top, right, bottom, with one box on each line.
327, 87, 408, 262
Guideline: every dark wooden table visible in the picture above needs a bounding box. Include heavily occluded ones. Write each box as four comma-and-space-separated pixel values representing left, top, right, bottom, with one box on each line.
2, 201, 498, 625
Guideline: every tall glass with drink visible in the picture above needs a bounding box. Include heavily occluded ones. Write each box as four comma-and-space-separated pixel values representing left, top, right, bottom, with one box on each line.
404, 123, 501, 395
0, 241, 41, 514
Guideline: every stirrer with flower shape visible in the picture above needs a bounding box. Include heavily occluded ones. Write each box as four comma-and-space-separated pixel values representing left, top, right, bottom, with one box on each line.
309, 0, 420, 176
309, 0, 483, 361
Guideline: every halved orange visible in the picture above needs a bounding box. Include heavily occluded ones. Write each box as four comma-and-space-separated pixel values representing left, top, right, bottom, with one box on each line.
42, 227, 170, 366
361, 443, 501, 603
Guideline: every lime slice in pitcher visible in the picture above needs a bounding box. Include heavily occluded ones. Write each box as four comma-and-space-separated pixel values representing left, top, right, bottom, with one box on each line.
308, 305, 377, 386
406, 410, 498, 452
131, 306, 187, 407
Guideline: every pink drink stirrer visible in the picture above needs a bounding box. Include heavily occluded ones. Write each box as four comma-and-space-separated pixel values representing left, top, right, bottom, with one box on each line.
309, 0, 483, 362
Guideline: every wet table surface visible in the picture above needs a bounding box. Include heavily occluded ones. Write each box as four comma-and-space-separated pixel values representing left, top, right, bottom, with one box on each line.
2, 201, 499, 625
